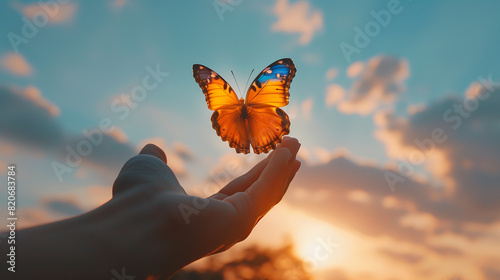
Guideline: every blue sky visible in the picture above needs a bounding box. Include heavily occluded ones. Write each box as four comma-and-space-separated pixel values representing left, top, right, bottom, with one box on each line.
2, 1, 499, 160
1, 1, 500, 279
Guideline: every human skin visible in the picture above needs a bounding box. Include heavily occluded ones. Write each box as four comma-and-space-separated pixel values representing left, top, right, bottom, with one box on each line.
0, 137, 301, 280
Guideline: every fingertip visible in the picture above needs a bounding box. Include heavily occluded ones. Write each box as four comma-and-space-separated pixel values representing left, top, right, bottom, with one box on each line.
293, 160, 301, 173
139, 144, 167, 164
266, 150, 275, 158
276, 146, 291, 161
281, 136, 298, 145
278, 137, 300, 162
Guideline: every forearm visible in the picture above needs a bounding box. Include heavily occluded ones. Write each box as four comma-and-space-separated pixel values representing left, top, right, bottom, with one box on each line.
0, 212, 120, 280
0, 193, 187, 280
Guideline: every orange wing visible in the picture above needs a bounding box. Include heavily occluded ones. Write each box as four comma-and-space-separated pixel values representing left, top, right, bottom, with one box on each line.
245, 59, 295, 153
193, 64, 239, 110
245, 58, 296, 108
193, 59, 295, 154
246, 107, 290, 154
193, 64, 249, 153
211, 108, 250, 154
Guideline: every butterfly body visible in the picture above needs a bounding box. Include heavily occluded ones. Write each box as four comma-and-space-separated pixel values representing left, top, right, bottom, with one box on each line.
193, 58, 296, 154
239, 100, 249, 119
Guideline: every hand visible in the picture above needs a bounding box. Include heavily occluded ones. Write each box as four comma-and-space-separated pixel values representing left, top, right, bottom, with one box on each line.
3, 137, 300, 280
109, 136, 301, 278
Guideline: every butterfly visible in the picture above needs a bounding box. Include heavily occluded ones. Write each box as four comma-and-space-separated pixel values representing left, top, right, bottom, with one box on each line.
193, 58, 296, 154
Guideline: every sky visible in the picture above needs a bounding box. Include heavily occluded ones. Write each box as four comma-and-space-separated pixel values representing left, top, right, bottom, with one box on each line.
1, 0, 500, 279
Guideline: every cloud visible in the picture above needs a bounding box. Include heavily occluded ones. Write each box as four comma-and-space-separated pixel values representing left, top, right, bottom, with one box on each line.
17, 207, 54, 229
288, 98, 316, 121
42, 196, 84, 216
482, 266, 500, 280
191, 151, 262, 197
23, 86, 60, 116
1, 53, 33, 76
288, 138, 500, 244
138, 137, 193, 177
325, 83, 345, 107
106, 125, 128, 143
378, 248, 423, 264
173, 141, 195, 161
316, 268, 353, 280
272, 0, 323, 45
0, 86, 63, 149
301, 98, 314, 119
16, 188, 111, 229
281, 151, 500, 279
287, 155, 437, 245
110, 0, 127, 10
0, 85, 135, 179
375, 82, 500, 222
332, 56, 409, 115
64, 132, 135, 174
325, 67, 338, 81
346, 61, 364, 78
195, 136, 499, 277
18, 2, 77, 24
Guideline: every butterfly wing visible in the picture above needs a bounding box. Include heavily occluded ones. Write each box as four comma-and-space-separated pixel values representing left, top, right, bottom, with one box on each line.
211, 108, 251, 154
245, 58, 296, 108
193, 64, 251, 153
244, 58, 295, 153
193, 64, 240, 110
246, 106, 290, 154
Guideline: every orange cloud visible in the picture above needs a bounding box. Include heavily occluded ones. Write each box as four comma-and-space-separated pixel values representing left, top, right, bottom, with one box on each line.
110, 0, 127, 10
325, 83, 345, 107
1, 53, 33, 76
330, 55, 409, 115
23, 86, 60, 116
19, 2, 77, 24
301, 98, 314, 120
272, 0, 323, 45
325, 67, 338, 81
17, 207, 54, 229
375, 81, 500, 219
0, 160, 6, 174
107, 126, 128, 143
346, 61, 364, 78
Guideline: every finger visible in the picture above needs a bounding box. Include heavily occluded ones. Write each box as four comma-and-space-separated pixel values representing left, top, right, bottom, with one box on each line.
283, 160, 301, 195
279, 137, 300, 164
245, 147, 296, 216
210, 152, 274, 200
216, 140, 300, 247
112, 146, 185, 197
211, 137, 299, 199
140, 143, 167, 164
222, 156, 301, 244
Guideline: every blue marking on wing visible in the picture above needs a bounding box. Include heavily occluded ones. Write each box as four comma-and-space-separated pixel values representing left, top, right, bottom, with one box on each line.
256, 64, 293, 84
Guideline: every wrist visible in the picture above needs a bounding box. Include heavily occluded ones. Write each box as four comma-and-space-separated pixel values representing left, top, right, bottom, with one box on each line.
9, 211, 119, 280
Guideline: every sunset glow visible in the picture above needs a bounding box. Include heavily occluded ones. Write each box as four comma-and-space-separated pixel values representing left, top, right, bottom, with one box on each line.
1, 1, 499, 280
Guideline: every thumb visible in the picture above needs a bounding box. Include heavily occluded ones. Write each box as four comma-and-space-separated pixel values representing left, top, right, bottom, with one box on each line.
112, 144, 184, 197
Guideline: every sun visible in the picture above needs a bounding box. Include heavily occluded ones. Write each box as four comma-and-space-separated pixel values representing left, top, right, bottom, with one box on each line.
291, 211, 344, 271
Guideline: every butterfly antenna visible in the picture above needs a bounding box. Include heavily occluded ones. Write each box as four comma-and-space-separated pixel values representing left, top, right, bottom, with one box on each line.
244, 69, 255, 92
231, 70, 242, 97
